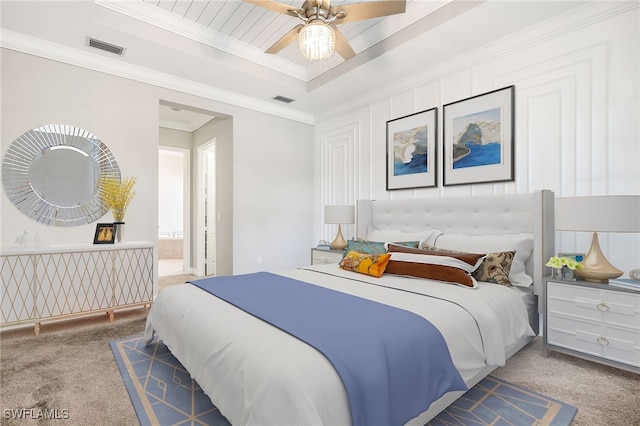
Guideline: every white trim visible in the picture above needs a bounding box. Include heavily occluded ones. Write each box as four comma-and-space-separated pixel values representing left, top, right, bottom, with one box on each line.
0, 29, 315, 125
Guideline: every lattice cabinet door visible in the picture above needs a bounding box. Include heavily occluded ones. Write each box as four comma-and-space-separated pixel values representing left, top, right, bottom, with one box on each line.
35, 250, 115, 318
111, 246, 154, 307
1, 254, 36, 324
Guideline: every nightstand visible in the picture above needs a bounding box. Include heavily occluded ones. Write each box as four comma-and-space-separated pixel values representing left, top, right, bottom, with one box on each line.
543, 277, 640, 374
311, 248, 345, 265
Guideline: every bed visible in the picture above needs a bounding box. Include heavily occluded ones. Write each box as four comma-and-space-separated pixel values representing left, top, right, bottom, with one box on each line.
144, 190, 555, 425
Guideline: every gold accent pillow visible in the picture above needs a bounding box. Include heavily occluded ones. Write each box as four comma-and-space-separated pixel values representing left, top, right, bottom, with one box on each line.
339, 251, 392, 278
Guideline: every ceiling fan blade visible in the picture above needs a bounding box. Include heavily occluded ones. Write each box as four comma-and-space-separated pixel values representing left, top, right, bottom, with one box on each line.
331, 25, 355, 60
332, 0, 406, 24
265, 24, 304, 54
244, 0, 305, 18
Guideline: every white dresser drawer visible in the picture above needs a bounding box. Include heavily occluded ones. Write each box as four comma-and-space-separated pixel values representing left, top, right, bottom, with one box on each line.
547, 281, 640, 329
547, 313, 640, 367
311, 249, 345, 265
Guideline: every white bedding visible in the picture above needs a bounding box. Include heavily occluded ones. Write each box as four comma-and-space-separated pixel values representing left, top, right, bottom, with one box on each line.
144, 264, 535, 425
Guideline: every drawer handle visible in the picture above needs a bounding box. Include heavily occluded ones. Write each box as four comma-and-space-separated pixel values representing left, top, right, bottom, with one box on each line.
596, 336, 609, 346
596, 302, 609, 312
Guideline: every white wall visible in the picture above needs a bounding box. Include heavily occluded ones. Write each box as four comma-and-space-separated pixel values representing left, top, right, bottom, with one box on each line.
314, 2, 640, 276
1, 49, 315, 276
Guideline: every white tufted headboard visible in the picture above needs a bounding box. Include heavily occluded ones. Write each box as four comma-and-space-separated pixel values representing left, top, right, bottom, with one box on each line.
356, 190, 555, 297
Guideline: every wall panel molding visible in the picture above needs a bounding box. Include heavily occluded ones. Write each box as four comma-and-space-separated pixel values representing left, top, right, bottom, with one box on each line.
314, 3, 638, 274
318, 2, 636, 123
318, 122, 359, 242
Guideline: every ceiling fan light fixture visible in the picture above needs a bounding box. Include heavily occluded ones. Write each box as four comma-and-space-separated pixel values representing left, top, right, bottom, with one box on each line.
299, 21, 335, 60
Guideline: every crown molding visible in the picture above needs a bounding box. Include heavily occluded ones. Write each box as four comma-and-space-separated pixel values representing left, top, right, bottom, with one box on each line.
0, 29, 315, 125
95, 0, 310, 82
159, 117, 212, 133
159, 120, 194, 132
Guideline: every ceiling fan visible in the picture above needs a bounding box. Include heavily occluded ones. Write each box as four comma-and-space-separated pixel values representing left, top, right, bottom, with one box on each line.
245, 0, 407, 60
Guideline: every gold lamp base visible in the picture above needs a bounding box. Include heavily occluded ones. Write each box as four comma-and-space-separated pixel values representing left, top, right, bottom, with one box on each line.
574, 232, 623, 283
330, 224, 348, 250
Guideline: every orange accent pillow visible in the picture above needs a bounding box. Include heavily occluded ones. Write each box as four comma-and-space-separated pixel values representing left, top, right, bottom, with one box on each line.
339, 251, 392, 278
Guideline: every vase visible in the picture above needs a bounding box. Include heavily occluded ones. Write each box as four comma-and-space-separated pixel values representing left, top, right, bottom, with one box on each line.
562, 267, 575, 281
114, 222, 125, 243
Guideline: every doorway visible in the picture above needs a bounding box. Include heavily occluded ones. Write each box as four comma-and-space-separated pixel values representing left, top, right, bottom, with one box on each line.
158, 147, 191, 277
197, 140, 216, 276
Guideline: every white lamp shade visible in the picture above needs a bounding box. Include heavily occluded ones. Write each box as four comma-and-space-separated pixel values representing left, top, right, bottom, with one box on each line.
325, 205, 355, 224
555, 195, 640, 232
299, 21, 335, 60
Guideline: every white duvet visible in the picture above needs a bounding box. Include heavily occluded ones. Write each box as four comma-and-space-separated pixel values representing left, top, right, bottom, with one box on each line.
144, 264, 534, 425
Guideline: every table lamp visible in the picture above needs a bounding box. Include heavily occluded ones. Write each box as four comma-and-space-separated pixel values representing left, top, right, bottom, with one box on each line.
325, 205, 355, 250
555, 195, 640, 282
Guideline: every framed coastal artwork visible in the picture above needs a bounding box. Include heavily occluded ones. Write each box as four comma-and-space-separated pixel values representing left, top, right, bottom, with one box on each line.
386, 108, 437, 190
442, 86, 514, 186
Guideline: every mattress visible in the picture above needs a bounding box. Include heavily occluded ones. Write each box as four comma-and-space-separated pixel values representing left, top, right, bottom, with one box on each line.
145, 263, 535, 425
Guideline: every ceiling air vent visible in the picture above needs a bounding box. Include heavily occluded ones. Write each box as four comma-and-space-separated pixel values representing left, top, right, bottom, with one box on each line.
88, 37, 125, 56
273, 95, 295, 104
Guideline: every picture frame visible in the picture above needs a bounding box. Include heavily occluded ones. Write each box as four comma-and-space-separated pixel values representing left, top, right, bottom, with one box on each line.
386, 108, 437, 190
442, 86, 515, 186
93, 223, 116, 244
558, 253, 585, 264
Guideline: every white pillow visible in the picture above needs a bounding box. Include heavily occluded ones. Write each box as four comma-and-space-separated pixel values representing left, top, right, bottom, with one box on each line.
366, 228, 443, 247
434, 233, 534, 287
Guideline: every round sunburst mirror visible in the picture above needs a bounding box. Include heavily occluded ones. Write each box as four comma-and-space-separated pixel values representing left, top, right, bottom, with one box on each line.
2, 124, 120, 227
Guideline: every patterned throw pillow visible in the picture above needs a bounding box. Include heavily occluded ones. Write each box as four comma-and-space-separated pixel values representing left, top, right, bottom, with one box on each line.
339, 251, 392, 278
345, 239, 419, 257
471, 251, 515, 286
421, 243, 514, 286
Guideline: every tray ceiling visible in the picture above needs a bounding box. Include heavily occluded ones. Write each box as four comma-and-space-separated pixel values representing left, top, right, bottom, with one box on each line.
134, 0, 452, 78
1, 0, 590, 120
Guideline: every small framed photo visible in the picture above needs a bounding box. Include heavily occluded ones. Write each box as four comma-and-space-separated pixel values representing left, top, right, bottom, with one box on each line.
386, 108, 438, 190
558, 253, 585, 263
93, 223, 115, 244
443, 86, 515, 186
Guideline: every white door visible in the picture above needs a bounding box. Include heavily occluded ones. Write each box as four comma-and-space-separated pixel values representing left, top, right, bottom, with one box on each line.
197, 140, 216, 276
204, 146, 216, 276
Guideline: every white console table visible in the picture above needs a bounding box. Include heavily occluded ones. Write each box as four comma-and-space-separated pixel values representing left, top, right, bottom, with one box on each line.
0, 241, 154, 335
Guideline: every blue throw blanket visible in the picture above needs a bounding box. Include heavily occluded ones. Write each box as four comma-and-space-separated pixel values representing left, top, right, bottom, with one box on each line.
191, 272, 466, 426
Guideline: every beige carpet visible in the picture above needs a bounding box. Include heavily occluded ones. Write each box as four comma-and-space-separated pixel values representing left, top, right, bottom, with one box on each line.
1, 278, 638, 425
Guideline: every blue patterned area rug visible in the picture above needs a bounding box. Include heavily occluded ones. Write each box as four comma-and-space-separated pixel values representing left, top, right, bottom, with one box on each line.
111, 335, 577, 426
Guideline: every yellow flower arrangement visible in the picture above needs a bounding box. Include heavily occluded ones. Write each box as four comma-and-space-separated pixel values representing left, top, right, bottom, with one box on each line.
545, 256, 584, 271
99, 176, 136, 222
